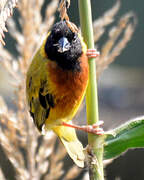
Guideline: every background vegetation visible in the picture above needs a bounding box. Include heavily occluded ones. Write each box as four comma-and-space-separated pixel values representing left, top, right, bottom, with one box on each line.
0, 0, 143, 179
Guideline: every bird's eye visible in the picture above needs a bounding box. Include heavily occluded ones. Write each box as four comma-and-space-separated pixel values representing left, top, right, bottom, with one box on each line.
67, 32, 75, 42
52, 32, 61, 43
72, 35, 77, 42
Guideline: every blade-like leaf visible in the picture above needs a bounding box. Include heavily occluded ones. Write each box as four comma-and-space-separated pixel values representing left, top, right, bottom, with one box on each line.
104, 116, 144, 160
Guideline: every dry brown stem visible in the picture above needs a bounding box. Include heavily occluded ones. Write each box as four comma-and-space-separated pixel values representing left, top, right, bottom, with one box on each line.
94, 3, 137, 78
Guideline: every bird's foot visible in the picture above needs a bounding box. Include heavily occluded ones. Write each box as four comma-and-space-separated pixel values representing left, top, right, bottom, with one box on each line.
62, 121, 104, 135
86, 49, 100, 59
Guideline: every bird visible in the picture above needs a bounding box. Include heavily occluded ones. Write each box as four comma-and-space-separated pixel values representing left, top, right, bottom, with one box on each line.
26, 20, 99, 167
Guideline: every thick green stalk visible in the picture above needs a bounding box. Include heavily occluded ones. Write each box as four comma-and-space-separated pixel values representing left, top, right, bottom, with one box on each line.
78, 0, 104, 179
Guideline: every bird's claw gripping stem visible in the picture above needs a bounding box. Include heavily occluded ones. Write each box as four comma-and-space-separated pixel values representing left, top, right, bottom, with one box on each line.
86, 49, 100, 59
62, 121, 104, 135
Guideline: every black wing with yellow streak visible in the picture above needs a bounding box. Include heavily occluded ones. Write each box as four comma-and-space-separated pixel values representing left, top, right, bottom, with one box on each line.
28, 78, 54, 131
26, 50, 55, 131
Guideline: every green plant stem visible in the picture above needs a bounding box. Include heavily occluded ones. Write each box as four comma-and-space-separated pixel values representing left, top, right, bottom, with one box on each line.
78, 0, 104, 179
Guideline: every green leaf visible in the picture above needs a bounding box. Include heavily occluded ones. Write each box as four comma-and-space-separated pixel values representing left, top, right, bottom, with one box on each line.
104, 116, 144, 160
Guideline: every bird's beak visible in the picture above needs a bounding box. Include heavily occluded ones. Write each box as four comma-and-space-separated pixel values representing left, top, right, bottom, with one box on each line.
58, 37, 71, 53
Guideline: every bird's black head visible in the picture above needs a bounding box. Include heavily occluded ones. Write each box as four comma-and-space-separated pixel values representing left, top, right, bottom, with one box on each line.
45, 21, 82, 71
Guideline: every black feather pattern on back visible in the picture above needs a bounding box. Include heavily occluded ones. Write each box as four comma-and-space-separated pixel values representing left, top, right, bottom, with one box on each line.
39, 91, 47, 109
39, 87, 55, 110
28, 84, 55, 131
39, 91, 54, 110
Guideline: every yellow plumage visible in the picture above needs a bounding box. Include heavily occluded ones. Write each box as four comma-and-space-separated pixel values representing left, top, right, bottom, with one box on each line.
26, 21, 89, 167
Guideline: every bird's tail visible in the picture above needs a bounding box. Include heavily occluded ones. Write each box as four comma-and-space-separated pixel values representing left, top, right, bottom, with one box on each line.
53, 124, 85, 167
